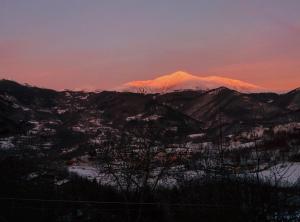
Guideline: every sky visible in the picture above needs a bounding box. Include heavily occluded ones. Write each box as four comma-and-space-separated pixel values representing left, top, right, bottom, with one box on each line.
1, 0, 300, 91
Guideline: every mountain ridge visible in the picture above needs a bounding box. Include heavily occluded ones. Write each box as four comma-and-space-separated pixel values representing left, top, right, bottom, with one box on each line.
1, 78, 300, 138
119, 71, 264, 93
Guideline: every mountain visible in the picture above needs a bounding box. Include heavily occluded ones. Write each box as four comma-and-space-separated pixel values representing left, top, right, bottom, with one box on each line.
158, 87, 280, 122
1, 79, 300, 144
0, 79, 59, 108
0, 79, 299, 137
275, 87, 300, 111
1, 79, 300, 187
119, 71, 263, 93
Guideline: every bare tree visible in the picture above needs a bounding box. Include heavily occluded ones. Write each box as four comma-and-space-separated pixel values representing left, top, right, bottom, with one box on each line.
96, 123, 189, 221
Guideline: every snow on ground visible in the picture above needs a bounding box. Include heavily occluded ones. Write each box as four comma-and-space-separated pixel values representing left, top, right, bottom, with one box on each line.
241, 126, 266, 139
12, 103, 30, 111
55, 179, 70, 186
0, 94, 17, 102
0, 137, 15, 150
27, 172, 39, 180
68, 165, 115, 186
68, 164, 203, 188
69, 162, 300, 188
0, 94, 30, 111
37, 108, 52, 113
143, 115, 161, 121
79, 95, 89, 100
69, 165, 99, 179
64, 92, 72, 97
28, 121, 43, 134
61, 147, 78, 154
57, 109, 68, 114
257, 163, 300, 186
126, 114, 143, 121
89, 118, 101, 126
229, 141, 257, 150
89, 137, 103, 145
188, 133, 205, 139
72, 126, 86, 133
127, 114, 163, 122
274, 122, 300, 134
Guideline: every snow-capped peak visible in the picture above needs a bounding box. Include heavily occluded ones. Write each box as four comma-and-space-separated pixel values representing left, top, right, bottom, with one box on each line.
118, 71, 263, 93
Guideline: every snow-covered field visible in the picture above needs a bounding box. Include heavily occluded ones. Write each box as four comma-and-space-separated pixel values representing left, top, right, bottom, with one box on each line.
257, 163, 300, 186
68, 165, 115, 186
0, 137, 15, 150
69, 163, 205, 188
68, 162, 300, 188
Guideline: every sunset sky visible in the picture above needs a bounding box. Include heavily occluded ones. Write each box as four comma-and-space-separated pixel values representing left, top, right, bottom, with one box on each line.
1, 0, 300, 91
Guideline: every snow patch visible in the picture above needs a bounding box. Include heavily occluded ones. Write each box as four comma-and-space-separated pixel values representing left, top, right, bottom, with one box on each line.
0, 137, 15, 150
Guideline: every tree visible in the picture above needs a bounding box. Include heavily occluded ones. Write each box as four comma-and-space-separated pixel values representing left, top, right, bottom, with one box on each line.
96, 123, 189, 221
